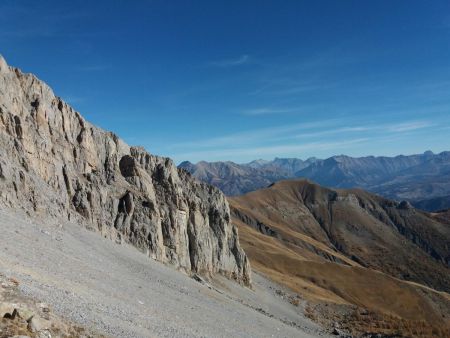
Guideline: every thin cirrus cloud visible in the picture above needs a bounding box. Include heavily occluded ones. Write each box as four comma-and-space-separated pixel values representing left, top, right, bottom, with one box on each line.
241, 107, 297, 116
249, 79, 333, 97
290, 126, 371, 140
312, 120, 432, 136
209, 54, 250, 67
168, 119, 342, 150
168, 119, 434, 153
174, 138, 370, 163
293, 121, 433, 139
160, 117, 442, 163
387, 121, 434, 132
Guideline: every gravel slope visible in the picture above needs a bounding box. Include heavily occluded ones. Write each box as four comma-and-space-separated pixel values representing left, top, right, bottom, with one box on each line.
0, 209, 327, 338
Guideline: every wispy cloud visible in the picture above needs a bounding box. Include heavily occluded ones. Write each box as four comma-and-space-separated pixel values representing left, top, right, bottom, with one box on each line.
169, 118, 435, 154
168, 119, 341, 150
173, 138, 369, 163
241, 107, 297, 116
293, 122, 432, 139
387, 121, 433, 132
209, 55, 250, 67
305, 121, 431, 137
291, 126, 371, 139
248, 78, 328, 96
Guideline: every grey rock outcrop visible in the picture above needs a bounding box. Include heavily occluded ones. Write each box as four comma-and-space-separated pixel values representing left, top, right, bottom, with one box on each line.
0, 55, 250, 284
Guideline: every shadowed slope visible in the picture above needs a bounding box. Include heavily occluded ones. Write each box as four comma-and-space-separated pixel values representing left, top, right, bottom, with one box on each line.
231, 179, 450, 291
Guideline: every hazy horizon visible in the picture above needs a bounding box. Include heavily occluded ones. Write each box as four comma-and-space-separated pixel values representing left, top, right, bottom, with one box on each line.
181, 149, 448, 166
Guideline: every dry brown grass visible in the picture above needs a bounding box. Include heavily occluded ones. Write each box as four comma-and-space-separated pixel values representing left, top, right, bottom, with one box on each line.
306, 304, 450, 338
232, 215, 450, 337
0, 317, 31, 338
230, 179, 450, 294
228, 179, 450, 337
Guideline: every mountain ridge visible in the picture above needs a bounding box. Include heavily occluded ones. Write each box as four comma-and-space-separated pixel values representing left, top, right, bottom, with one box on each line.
180, 151, 450, 210
0, 54, 250, 284
229, 179, 450, 336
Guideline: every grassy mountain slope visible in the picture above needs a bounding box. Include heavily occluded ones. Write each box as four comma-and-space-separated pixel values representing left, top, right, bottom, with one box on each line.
229, 179, 450, 336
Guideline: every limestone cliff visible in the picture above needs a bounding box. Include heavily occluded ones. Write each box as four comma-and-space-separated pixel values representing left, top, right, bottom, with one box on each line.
0, 55, 250, 284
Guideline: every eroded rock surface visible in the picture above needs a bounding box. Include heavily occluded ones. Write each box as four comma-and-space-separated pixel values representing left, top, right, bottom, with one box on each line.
0, 55, 250, 284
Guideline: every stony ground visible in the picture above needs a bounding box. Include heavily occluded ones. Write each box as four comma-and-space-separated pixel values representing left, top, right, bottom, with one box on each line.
0, 209, 329, 338
0, 272, 105, 337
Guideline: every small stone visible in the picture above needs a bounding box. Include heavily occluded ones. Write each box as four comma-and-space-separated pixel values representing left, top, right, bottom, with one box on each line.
332, 327, 350, 337
27, 316, 37, 333
37, 330, 52, 338
39, 303, 50, 313
192, 274, 205, 284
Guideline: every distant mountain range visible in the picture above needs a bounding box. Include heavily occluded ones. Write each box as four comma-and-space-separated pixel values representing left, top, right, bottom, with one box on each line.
179, 151, 450, 211
178, 157, 318, 196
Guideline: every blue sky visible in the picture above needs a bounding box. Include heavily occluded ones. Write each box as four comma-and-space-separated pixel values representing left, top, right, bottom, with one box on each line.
1, 1, 449, 164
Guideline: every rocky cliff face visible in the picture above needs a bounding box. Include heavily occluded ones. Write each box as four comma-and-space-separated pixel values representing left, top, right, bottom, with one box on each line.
0, 55, 250, 284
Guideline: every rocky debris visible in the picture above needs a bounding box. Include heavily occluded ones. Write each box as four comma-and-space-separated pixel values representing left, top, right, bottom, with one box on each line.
1, 307, 44, 337
0, 274, 103, 338
331, 325, 353, 338
0, 212, 325, 337
273, 289, 301, 307
36, 331, 52, 338
0, 55, 250, 285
